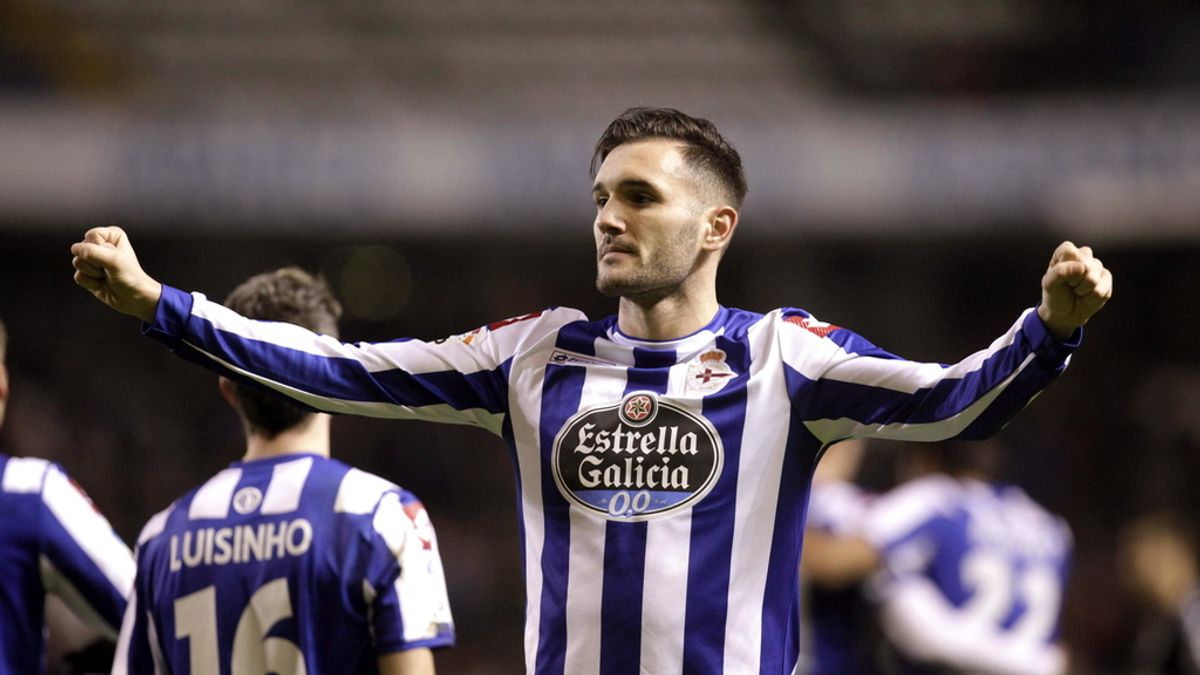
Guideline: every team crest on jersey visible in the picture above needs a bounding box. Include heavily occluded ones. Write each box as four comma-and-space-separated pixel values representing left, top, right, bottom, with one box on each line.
552, 391, 723, 522
232, 487, 262, 514
685, 349, 736, 394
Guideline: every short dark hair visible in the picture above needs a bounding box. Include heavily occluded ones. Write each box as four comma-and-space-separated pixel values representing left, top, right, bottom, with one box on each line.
0, 318, 7, 362
223, 268, 342, 438
591, 107, 748, 208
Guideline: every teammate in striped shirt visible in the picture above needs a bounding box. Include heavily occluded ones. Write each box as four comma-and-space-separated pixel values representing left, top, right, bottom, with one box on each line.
72, 107, 1112, 674
0, 318, 136, 674
800, 439, 881, 675
112, 268, 454, 674
864, 440, 1071, 674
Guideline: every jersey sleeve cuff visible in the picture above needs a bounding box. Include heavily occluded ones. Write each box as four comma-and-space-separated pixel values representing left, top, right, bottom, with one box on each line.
1022, 307, 1082, 368
140, 284, 196, 348
376, 631, 456, 654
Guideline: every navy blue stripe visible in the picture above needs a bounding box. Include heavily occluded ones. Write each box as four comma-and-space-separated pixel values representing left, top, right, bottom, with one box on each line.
682, 335, 750, 672
41, 511, 127, 631
170, 311, 511, 414
533, 357, 589, 675
558, 318, 612, 352
789, 339, 1034, 428
597, 348, 672, 675
758, 414, 820, 674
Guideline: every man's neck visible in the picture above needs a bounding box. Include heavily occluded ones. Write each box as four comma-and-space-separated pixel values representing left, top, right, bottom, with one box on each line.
617, 293, 720, 341
615, 268, 721, 340
242, 415, 332, 462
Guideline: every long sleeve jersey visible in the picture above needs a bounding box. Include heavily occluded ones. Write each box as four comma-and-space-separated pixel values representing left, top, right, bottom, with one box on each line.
144, 285, 1078, 675
0, 454, 134, 674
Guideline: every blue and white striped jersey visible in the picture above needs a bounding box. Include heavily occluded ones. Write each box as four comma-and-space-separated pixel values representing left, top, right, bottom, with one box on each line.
145, 285, 1078, 674
113, 453, 454, 674
865, 476, 1072, 674
0, 453, 134, 675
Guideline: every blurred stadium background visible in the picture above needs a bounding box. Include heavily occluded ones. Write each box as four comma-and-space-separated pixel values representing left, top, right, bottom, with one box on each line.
1, 0, 1198, 672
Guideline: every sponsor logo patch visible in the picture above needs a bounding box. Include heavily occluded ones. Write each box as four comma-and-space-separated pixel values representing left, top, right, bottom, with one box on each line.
549, 350, 616, 367
552, 391, 723, 521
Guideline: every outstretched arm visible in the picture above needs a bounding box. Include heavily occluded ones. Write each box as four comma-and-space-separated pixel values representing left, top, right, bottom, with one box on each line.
1036, 241, 1112, 340
70, 226, 162, 323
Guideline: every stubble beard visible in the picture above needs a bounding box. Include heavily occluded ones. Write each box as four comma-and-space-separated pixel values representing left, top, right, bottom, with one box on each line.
595, 225, 700, 303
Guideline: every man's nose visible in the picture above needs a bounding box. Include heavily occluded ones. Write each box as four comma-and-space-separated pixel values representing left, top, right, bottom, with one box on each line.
595, 204, 625, 236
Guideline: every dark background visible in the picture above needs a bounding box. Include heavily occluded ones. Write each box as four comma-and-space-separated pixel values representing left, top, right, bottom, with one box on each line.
3, 0, 1199, 671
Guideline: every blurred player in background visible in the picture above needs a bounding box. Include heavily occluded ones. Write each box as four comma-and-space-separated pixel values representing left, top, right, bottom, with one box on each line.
799, 438, 881, 674
864, 439, 1071, 675
112, 268, 454, 675
73, 107, 1112, 674
0, 317, 136, 673
1120, 513, 1200, 674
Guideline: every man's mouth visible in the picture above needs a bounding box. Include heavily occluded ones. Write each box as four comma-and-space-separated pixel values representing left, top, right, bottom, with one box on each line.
600, 243, 637, 259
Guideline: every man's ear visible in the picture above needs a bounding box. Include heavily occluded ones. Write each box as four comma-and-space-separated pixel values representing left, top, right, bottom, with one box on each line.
218, 377, 240, 410
702, 205, 738, 253
0, 364, 8, 402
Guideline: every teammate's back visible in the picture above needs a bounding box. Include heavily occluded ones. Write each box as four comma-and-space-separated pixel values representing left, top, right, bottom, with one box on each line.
867, 472, 1071, 675
114, 266, 454, 674
116, 453, 453, 674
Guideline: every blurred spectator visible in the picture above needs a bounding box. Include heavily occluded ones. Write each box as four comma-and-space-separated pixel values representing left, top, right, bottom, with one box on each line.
1120, 513, 1200, 675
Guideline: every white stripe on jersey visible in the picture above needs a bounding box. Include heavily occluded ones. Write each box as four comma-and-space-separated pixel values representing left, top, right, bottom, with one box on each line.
640, 512, 692, 670
637, 358, 701, 671
191, 343, 507, 432
41, 466, 134, 598
145, 609, 168, 674
137, 508, 172, 547
335, 468, 396, 515
785, 308, 1033, 392
188, 467, 241, 520
865, 476, 959, 547
371, 492, 406, 556
562, 361, 624, 675
506, 345, 552, 675
374, 492, 452, 643
2, 456, 48, 493
111, 584, 138, 675
803, 353, 1035, 444
722, 320, 793, 671
564, 507, 604, 673
261, 456, 314, 515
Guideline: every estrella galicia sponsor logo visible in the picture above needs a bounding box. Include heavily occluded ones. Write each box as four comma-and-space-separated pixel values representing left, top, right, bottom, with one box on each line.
552, 391, 723, 521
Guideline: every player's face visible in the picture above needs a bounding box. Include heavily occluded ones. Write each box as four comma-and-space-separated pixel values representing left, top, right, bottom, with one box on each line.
592, 139, 709, 300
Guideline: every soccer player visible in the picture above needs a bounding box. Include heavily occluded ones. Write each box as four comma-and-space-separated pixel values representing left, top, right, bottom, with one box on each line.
111, 268, 455, 674
864, 440, 1071, 675
0, 317, 135, 673
71, 107, 1112, 674
1119, 513, 1200, 673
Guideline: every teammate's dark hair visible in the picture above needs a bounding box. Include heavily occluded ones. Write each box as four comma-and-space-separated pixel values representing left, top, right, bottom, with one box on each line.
0, 318, 7, 362
222, 268, 342, 438
591, 107, 748, 208
925, 439, 1003, 480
